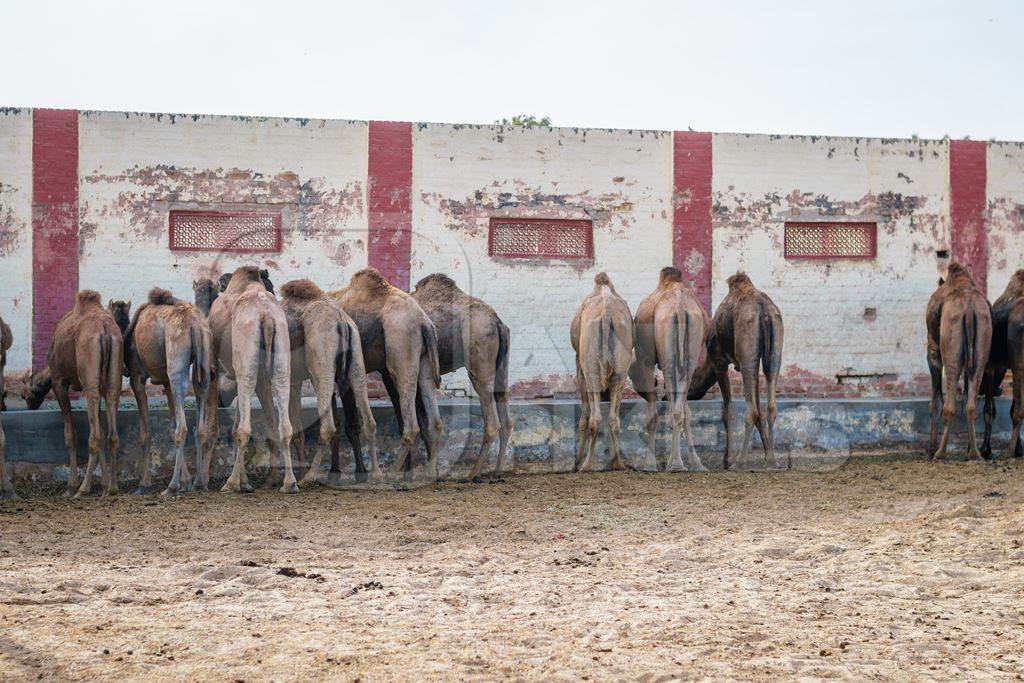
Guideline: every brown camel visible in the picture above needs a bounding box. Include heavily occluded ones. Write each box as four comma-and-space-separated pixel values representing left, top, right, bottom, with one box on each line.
981, 269, 1024, 459
330, 268, 442, 479
570, 273, 633, 472
925, 262, 992, 459
205, 266, 296, 493
279, 279, 380, 486
629, 266, 710, 472
23, 291, 124, 497
411, 273, 513, 481
193, 278, 219, 317
688, 273, 784, 470
117, 289, 215, 496
0, 315, 15, 500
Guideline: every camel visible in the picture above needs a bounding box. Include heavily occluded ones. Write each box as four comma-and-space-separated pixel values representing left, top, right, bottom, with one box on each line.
193, 278, 219, 317
279, 279, 380, 486
629, 266, 710, 472
0, 315, 15, 500
116, 289, 215, 496
688, 273, 784, 469
22, 291, 124, 497
411, 273, 513, 481
925, 262, 992, 459
980, 269, 1024, 459
205, 266, 296, 493
570, 273, 633, 472
329, 268, 442, 479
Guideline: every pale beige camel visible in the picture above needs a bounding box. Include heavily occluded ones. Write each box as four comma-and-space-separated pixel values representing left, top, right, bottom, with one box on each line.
330, 268, 442, 479
412, 273, 513, 481
23, 291, 124, 497
925, 262, 993, 459
570, 273, 633, 472
688, 272, 785, 469
116, 289, 214, 497
279, 279, 380, 486
629, 266, 710, 472
0, 315, 15, 500
204, 266, 297, 493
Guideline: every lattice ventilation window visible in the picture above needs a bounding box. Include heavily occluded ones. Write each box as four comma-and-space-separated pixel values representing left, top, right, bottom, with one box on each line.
169, 210, 282, 253
784, 222, 876, 260
488, 218, 594, 259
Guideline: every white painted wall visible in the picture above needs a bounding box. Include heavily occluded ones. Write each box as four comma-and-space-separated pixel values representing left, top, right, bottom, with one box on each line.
986, 142, 1024, 296
77, 111, 369, 307
0, 109, 33, 372
411, 123, 673, 394
711, 134, 950, 392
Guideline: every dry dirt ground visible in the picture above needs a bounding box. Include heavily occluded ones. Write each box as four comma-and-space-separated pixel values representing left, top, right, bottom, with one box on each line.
0, 458, 1022, 681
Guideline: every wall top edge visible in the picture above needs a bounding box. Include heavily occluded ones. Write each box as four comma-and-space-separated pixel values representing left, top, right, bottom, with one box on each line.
3, 105, 1023, 147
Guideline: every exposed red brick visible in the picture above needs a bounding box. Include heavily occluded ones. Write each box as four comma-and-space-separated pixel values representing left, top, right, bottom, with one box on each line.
950, 139, 988, 295
673, 131, 713, 312
367, 121, 413, 290
32, 109, 79, 370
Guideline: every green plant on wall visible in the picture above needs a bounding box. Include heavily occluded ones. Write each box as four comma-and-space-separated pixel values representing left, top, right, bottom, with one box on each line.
495, 114, 552, 127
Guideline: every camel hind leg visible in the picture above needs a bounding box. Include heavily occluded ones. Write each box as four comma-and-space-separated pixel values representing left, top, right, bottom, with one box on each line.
926, 346, 943, 458
678, 382, 707, 472
577, 391, 602, 472
345, 361, 380, 479
607, 378, 626, 471
0, 424, 17, 501
77, 390, 103, 498
494, 389, 514, 476
965, 368, 984, 460
129, 373, 155, 494
1007, 369, 1024, 459
162, 368, 191, 497
53, 382, 80, 497
466, 373, 499, 482
416, 369, 443, 481
935, 364, 960, 459
738, 367, 762, 468
300, 371, 336, 488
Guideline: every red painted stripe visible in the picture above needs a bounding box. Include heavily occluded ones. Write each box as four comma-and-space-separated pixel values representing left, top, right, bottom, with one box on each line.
32, 109, 79, 371
367, 121, 413, 290
673, 131, 713, 311
949, 139, 988, 295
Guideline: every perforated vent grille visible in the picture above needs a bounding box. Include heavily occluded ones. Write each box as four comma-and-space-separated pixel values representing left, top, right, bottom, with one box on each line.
488, 218, 593, 259
169, 210, 282, 253
784, 222, 876, 259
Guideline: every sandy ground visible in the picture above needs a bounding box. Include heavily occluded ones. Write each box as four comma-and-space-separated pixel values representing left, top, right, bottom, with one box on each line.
0, 459, 1022, 681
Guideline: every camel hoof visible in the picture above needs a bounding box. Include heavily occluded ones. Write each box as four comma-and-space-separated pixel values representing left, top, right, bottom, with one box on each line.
664, 462, 685, 473
160, 488, 179, 499
221, 481, 253, 494
369, 469, 384, 483
132, 485, 158, 496
279, 481, 299, 494
297, 475, 319, 489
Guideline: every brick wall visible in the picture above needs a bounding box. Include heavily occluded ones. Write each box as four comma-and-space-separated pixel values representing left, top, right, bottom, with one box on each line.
1, 109, 1023, 400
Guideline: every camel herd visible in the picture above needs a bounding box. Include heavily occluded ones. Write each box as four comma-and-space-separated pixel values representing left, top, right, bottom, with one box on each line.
2, 258, 1014, 502
572, 267, 784, 474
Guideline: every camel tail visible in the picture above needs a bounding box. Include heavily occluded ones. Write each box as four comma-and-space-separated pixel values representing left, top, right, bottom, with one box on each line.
422, 322, 441, 387
494, 321, 510, 395
260, 314, 275, 380
962, 311, 978, 380
99, 330, 114, 392
190, 322, 212, 386
759, 303, 776, 378
335, 321, 352, 386
671, 311, 691, 391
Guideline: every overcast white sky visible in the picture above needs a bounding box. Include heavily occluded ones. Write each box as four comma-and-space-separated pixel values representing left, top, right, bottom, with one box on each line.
1, 1, 1020, 140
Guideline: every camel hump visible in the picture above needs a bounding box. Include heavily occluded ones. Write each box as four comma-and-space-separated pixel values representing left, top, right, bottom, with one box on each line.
945, 261, 975, 285
727, 271, 753, 289
76, 290, 103, 307
352, 268, 392, 293
280, 279, 324, 300
415, 273, 458, 291
594, 272, 612, 286
148, 288, 177, 306
659, 266, 684, 285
